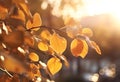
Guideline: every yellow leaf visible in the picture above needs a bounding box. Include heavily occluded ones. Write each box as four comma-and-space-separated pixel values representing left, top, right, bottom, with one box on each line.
38, 41, 48, 51
81, 28, 93, 37
50, 32, 67, 54
29, 52, 39, 62
91, 41, 101, 55
40, 29, 51, 41
26, 13, 42, 31
47, 57, 62, 75
70, 39, 88, 58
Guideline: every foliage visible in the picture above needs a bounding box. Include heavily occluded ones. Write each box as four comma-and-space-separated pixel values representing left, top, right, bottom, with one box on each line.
0, 0, 101, 82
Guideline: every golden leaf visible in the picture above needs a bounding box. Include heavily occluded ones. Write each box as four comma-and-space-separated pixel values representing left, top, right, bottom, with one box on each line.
81, 28, 93, 37
10, 9, 25, 22
47, 57, 62, 75
19, 3, 32, 19
40, 29, 51, 41
50, 32, 67, 54
70, 39, 88, 58
90, 41, 101, 55
38, 41, 48, 51
26, 13, 42, 31
29, 52, 39, 62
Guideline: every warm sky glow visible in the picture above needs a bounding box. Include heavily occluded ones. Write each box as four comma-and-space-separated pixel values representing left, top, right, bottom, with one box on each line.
43, 0, 120, 22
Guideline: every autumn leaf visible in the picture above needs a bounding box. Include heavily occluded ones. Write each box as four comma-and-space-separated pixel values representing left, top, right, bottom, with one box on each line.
2, 54, 27, 74
81, 28, 93, 37
10, 9, 25, 22
29, 52, 39, 62
70, 39, 88, 58
90, 41, 101, 55
39, 29, 51, 41
0, 5, 8, 20
47, 57, 62, 75
50, 32, 67, 54
26, 13, 42, 31
38, 41, 48, 51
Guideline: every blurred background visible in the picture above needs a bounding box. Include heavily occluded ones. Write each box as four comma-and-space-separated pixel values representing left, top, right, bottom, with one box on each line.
28, 0, 120, 82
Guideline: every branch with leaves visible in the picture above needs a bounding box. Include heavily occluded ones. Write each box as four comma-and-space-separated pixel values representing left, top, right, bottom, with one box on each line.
0, 0, 101, 82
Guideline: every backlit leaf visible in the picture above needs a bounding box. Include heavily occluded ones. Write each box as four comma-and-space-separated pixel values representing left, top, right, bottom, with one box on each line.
19, 3, 32, 19
81, 28, 93, 37
38, 41, 48, 51
50, 32, 67, 54
90, 41, 101, 55
40, 29, 51, 41
47, 57, 62, 75
29, 52, 39, 62
26, 13, 42, 31
70, 39, 88, 58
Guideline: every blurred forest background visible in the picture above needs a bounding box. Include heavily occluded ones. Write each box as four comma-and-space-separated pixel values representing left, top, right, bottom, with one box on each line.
27, 0, 120, 82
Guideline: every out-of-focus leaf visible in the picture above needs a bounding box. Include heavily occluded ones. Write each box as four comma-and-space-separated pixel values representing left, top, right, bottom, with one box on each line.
66, 26, 82, 38
0, 6, 8, 20
50, 32, 67, 54
2, 54, 27, 74
29, 52, 39, 62
90, 41, 101, 55
40, 29, 51, 41
24, 36, 34, 47
10, 9, 25, 22
38, 41, 48, 51
59, 55, 69, 68
47, 57, 62, 75
3, 31, 24, 48
26, 13, 42, 31
70, 39, 88, 58
28, 63, 41, 80
81, 28, 93, 37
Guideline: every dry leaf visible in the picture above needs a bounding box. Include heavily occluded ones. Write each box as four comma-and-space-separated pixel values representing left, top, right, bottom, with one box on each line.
47, 57, 62, 75
50, 32, 67, 54
38, 41, 48, 51
81, 28, 93, 37
90, 41, 101, 55
29, 52, 39, 62
26, 13, 42, 31
70, 39, 88, 58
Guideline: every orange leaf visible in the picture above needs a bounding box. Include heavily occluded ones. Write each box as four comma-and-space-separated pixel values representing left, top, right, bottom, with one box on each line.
0, 6, 8, 20
70, 39, 88, 58
26, 13, 42, 31
90, 41, 101, 55
11, 9, 25, 22
38, 41, 48, 51
81, 28, 93, 37
40, 29, 51, 41
50, 32, 67, 54
29, 52, 39, 62
47, 57, 62, 75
